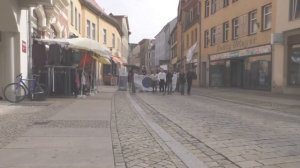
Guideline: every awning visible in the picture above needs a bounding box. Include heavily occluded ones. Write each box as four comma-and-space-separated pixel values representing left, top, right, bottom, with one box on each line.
36, 38, 111, 59
92, 56, 111, 64
111, 56, 124, 65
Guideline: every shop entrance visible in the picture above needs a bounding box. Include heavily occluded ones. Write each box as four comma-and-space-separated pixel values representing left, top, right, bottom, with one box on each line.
230, 59, 244, 88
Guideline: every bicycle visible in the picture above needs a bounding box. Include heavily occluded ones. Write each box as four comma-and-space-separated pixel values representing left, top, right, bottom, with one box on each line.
3, 73, 48, 103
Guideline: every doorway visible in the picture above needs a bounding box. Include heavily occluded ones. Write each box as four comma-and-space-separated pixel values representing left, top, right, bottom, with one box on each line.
230, 59, 244, 88
201, 62, 207, 87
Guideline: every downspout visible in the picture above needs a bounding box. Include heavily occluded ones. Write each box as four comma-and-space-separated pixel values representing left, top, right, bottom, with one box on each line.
28, 8, 32, 76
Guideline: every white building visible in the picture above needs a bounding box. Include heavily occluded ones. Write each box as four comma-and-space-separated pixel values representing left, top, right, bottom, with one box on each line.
154, 18, 177, 66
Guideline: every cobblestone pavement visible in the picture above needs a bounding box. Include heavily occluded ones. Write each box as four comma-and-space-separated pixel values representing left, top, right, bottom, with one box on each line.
0, 99, 75, 149
134, 92, 300, 168
112, 92, 187, 168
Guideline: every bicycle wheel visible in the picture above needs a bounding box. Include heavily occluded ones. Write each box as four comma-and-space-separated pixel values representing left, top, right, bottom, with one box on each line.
4, 83, 26, 103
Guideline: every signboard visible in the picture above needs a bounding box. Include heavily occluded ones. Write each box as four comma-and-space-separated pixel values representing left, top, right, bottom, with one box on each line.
271, 33, 284, 44
22, 40, 27, 53
210, 45, 271, 61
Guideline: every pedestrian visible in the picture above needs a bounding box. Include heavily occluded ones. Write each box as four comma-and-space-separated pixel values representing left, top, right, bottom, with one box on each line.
166, 70, 173, 94
186, 69, 194, 95
150, 71, 158, 93
128, 70, 133, 92
178, 69, 186, 95
157, 69, 166, 93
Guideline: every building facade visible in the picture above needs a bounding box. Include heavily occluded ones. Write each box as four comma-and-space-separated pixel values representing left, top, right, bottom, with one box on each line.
0, 0, 69, 98
272, 0, 300, 94
145, 39, 156, 72
154, 18, 177, 67
201, 0, 273, 90
179, 0, 200, 85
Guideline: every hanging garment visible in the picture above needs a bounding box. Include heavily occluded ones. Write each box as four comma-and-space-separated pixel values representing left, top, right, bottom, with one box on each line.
48, 44, 61, 65
32, 41, 47, 71
61, 49, 74, 66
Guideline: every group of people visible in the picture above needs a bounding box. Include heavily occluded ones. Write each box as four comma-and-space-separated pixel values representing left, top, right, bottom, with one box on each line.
149, 69, 195, 95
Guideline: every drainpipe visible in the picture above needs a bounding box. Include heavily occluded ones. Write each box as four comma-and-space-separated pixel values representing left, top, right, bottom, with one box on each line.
27, 8, 32, 76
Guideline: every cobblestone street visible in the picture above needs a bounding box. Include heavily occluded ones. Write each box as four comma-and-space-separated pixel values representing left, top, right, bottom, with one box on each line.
0, 87, 300, 168
109, 87, 300, 168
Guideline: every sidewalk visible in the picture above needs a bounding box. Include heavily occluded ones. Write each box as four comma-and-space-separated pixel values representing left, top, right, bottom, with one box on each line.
192, 87, 300, 116
0, 86, 117, 168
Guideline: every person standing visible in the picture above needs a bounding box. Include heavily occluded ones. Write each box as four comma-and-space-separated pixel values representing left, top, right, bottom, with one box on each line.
166, 70, 173, 94
178, 70, 186, 95
158, 69, 166, 93
150, 71, 158, 93
186, 69, 194, 95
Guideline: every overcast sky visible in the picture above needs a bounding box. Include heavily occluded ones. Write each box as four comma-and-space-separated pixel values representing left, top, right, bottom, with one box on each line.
97, 0, 179, 43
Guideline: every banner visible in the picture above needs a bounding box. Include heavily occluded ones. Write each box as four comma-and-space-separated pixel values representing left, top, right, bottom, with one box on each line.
134, 74, 178, 92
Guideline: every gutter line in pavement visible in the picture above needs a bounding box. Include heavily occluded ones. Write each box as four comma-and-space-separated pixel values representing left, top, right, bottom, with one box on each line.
127, 93, 208, 168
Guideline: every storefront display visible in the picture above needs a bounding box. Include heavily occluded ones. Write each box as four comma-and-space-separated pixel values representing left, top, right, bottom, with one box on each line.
209, 45, 272, 90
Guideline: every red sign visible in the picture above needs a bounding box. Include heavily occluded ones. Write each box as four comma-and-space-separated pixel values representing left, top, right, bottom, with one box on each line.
22, 40, 26, 53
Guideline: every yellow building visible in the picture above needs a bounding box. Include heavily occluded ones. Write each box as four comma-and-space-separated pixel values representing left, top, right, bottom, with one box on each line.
200, 0, 273, 90
68, 0, 126, 85
272, 0, 300, 95
176, 0, 201, 85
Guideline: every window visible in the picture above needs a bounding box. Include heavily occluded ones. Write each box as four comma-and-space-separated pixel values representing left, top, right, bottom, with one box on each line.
249, 10, 257, 34
112, 33, 115, 48
204, 30, 209, 48
78, 14, 81, 33
103, 29, 107, 44
189, 9, 194, 22
290, 0, 300, 20
195, 28, 198, 42
263, 4, 272, 30
87, 20, 90, 38
70, 1, 73, 26
232, 0, 238, 3
211, 27, 216, 46
75, 8, 77, 30
232, 17, 239, 39
187, 34, 189, 48
205, 0, 210, 17
224, 0, 229, 7
92, 23, 96, 40
223, 22, 229, 42
211, 0, 217, 14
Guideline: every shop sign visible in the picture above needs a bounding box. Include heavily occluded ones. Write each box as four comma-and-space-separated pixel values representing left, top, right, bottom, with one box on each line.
210, 45, 271, 61
22, 41, 27, 53
271, 33, 284, 44
216, 36, 257, 52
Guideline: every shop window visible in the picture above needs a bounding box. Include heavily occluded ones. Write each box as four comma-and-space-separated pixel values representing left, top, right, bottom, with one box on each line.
223, 21, 229, 42
249, 10, 257, 35
262, 4, 272, 30
232, 17, 239, 39
288, 43, 300, 86
290, 0, 300, 20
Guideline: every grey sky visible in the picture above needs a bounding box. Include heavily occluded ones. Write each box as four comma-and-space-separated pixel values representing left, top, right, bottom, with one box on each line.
97, 0, 179, 43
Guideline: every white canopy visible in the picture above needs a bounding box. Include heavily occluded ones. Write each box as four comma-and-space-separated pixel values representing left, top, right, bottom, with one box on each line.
36, 38, 111, 59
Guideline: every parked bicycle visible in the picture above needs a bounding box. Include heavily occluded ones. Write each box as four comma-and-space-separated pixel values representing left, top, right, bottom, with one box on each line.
3, 73, 48, 103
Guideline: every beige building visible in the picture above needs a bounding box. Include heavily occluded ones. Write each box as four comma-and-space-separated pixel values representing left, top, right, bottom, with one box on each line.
200, 0, 273, 90
272, 0, 300, 94
178, 0, 200, 86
